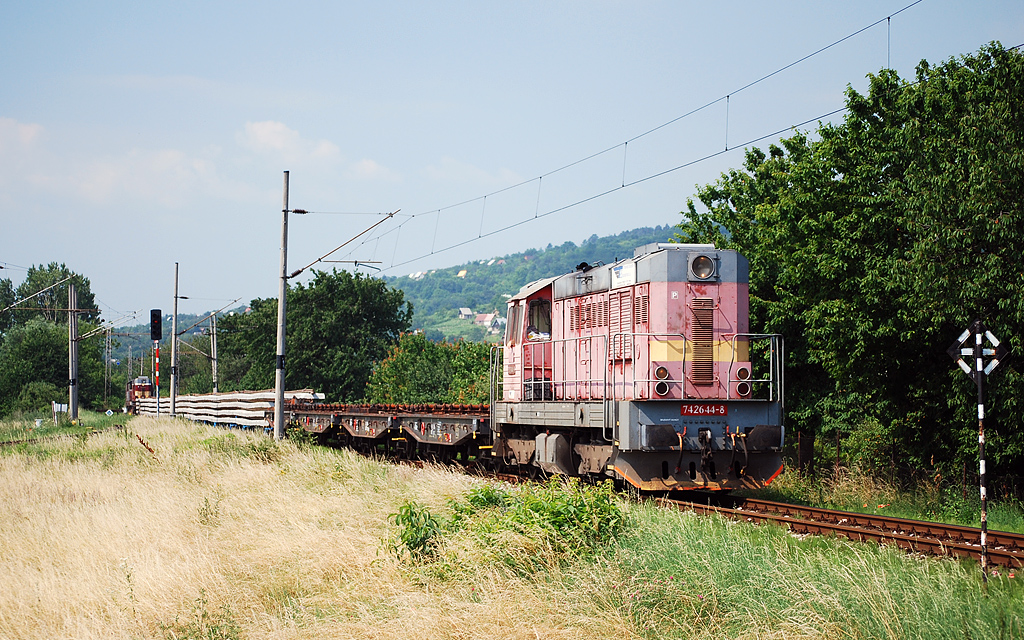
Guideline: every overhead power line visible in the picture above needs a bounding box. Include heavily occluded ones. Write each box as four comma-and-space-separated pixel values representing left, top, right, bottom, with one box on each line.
321, 0, 929, 275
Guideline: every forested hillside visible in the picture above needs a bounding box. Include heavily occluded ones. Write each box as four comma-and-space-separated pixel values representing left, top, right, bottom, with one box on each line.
388, 225, 675, 341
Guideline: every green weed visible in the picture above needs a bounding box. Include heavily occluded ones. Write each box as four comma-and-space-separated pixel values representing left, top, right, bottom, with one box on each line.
387, 500, 445, 560
197, 488, 224, 527
386, 477, 626, 572
286, 424, 320, 448
157, 590, 240, 640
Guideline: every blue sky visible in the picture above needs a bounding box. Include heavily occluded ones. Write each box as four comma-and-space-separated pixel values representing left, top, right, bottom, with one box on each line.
1, 1, 1021, 320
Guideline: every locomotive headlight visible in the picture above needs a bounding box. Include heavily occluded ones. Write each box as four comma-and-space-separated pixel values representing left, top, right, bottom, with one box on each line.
654, 365, 670, 396
736, 366, 752, 397
691, 255, 715, 280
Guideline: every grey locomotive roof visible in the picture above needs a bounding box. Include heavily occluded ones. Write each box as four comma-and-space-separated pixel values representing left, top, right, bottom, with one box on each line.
509, 275, 561, 302
508, 243, 747, 303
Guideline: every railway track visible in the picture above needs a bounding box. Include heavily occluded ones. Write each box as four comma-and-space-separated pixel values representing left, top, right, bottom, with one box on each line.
0, 424, 126, 448
660, 496, 1024, 569
463, 458, 1023, 570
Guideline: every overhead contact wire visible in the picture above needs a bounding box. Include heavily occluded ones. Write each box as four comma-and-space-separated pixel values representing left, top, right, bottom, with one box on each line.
338, 1, 929, 271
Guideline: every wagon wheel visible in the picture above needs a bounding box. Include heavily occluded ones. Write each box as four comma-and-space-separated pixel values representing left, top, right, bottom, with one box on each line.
525, 461, 547, 481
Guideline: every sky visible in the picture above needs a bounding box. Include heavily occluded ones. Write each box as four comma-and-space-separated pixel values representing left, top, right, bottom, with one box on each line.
1, 0, 1021, 323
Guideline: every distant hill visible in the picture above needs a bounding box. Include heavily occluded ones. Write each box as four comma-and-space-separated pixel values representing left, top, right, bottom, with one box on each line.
110, 307, 248, 363
110, 226, 678, 359
387, 225, 676, 341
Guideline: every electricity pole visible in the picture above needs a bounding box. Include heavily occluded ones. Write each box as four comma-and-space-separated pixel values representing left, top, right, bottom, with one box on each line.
171, 262, 179, 417
274, 171, 289, 440
211, 312, 219, 393
68, 283, 79, 421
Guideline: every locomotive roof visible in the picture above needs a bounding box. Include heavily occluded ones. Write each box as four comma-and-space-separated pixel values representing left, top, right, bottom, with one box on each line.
508, 275, 561, 302
506, 243, 746, 303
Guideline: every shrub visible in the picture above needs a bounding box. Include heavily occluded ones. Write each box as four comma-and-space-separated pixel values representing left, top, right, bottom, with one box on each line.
12, 381, 65, 413
386, 477, 626, 571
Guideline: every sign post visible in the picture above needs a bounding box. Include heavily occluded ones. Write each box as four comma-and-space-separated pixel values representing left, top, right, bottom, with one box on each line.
947, 319, 1010, 585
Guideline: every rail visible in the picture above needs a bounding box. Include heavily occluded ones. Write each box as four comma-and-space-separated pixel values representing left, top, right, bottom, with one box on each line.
662, 496, 1024, 569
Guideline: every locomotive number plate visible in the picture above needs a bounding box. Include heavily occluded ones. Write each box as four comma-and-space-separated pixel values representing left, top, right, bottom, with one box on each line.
680, 404, 728, 416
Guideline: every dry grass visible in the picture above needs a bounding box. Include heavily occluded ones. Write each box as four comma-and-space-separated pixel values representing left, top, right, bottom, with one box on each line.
0, 417, 617, 639
4, 417, 1020, 639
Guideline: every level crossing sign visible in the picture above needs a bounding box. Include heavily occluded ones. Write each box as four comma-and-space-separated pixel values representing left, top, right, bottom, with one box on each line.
946, 319, 1011, 587
946, 319, 1009, 381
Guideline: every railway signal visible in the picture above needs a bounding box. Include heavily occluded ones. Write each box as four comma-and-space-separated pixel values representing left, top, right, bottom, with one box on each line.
947, 319, 1012, 586
151, 309, 162, 415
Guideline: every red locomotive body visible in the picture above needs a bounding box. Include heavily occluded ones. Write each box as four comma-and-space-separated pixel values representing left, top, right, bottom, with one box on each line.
125, 376, 154, 415
493, 243, 784, 491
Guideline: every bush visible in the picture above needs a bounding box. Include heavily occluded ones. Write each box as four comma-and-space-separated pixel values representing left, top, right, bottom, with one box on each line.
12, 381, 65, 413
386, 478, 626, 571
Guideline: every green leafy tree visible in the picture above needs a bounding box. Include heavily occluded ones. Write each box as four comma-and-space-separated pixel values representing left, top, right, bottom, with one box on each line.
218, 270, 412, 401
364, 333, 491, 404
677, 43, 1023, 479
13, 381, 66, 413
0, 318, 104, 416
15, 263, 99, 324
0, 277, 15, 334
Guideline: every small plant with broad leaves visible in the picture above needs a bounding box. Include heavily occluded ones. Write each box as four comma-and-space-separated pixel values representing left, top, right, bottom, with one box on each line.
386, 501, 446, 561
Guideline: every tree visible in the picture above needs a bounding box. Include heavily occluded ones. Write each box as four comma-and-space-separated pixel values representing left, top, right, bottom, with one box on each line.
677, 43, 1024, 479
364, 333, 490, 405
0, 317, 104, 416
14, 263, 99, 324
0, 277, 15, 334
13, 381, 66, 413
218, 269, 412, 402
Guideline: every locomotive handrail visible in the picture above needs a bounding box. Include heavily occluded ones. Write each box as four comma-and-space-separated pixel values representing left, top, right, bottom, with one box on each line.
608, 331, 687, 399
488, 344, 502, 432
724, 333, 785, 404
606, 332, 686, 442
517, 334, 609, 402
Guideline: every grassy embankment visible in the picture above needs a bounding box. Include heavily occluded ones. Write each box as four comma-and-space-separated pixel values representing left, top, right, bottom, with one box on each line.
0, 407, 127, 443
0, 415, 1020, 639
752, 464, 1024, 535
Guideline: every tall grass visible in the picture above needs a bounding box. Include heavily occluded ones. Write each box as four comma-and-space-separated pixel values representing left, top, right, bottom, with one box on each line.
584, 504, 1023, 639
1, 417, 1020, 639
755, 464, 1024, 534
0, 408, 127, 442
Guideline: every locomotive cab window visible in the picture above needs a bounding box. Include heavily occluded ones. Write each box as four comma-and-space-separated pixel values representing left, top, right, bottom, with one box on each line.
506, 303, 522, 346
526, 299, 551, 341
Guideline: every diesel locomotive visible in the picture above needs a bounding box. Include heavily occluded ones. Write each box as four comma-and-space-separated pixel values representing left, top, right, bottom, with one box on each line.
284, 241, 785, 492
